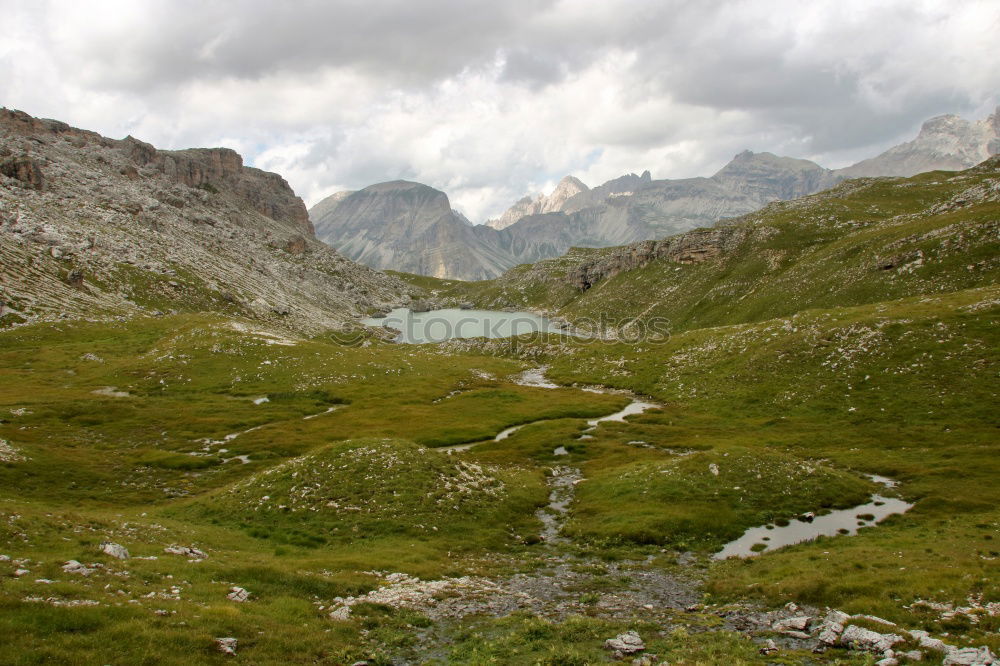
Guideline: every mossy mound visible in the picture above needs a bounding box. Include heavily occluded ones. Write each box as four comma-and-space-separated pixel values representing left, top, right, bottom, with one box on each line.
183, 438, 534, 547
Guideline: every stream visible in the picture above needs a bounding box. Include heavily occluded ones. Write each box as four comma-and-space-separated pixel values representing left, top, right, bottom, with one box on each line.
437, 366, 662, 454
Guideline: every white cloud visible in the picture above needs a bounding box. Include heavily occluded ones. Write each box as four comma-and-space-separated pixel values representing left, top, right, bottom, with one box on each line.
1, 0, 997, 222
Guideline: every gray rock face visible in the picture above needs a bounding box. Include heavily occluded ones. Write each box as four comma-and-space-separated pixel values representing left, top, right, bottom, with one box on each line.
837, 106, 1000, 178
486, 175, 589, 230
311, 180, 515, 280
0, 108, 410, 333
712, 150, 841, 202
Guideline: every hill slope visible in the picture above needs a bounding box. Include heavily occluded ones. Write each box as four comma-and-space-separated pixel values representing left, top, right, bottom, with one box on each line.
0, 109, 411, 332
434, 156, 999, 336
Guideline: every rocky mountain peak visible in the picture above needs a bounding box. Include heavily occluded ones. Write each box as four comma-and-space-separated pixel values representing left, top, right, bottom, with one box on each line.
836, 106, 1000, 178
310, 179, 514, 280
917, 113, 966, 137
485, 175, 589, 229
711, 151, 839, 202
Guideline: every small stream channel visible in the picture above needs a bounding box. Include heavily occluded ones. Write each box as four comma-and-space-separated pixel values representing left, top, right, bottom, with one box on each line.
436, 366, 661, 453
442, 366, 914, 556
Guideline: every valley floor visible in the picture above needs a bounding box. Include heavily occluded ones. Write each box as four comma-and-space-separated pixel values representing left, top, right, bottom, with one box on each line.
1, 285, 997, 664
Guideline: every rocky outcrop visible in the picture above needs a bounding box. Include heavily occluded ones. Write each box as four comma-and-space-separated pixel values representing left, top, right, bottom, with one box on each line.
565, 228, 743, 291
0, 154, 45, 190
1, 109, 311, 235
0, 108, 410, 332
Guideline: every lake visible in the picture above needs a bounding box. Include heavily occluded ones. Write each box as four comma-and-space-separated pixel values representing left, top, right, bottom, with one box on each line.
362, 308, 564, 344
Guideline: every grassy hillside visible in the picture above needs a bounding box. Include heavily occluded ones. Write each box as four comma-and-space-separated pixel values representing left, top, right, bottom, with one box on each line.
419, 158, 999, 337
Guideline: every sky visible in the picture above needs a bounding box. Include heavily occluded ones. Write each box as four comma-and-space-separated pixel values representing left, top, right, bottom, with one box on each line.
2, 0, 998, 222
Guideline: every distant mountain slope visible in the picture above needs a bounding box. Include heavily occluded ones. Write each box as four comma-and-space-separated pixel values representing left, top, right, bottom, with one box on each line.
836, 107, 999, 178
311, 180, 514, 280
0, 109, 410, 332
309, 154, 831, 280
429, 155, 1000, 335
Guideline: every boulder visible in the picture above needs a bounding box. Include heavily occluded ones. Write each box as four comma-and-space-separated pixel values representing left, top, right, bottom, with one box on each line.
99, 542, 129, 560
773, 615, 811, 632
215, 637, 237, 656
759, 639, 778, 655
226, 586, 250, 602
605, 631, 646, 656
840, 625, 904, 654
284, 236, 308, 255
62, 560, 96, 576
65, 270, 85, 289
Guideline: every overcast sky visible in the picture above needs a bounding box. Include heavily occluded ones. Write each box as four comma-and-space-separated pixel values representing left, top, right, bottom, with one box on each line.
2, 0, 998, 222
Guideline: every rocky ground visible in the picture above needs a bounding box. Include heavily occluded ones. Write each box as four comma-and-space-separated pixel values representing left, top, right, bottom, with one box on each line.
0, 108, 414, 333
322, 465, 997, 665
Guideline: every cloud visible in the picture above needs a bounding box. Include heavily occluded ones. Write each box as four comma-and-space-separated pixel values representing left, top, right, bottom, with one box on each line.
1, 0, 997, 222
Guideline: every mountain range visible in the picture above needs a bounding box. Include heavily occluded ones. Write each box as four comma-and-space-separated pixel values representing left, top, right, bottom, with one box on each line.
310, 106, 1000, 280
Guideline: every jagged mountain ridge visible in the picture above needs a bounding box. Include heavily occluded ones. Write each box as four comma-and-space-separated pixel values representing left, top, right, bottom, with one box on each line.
310, 106, 1000, 280
0, 108, 410, 332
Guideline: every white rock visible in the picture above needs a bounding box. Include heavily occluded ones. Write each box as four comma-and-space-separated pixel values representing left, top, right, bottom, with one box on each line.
13, 568, 30, 577
774, 615, 811, 631
709, 463, 720, 476
825, 609, 850, 625
943, 646, 996, 666
605, 631, 645, 655
100, 542, 129, 560
215, 637, 237, 655
840, 625, 904, 653
226, 586, 249, 602
328, 606, 351, 621
915, 633, 951, 653
62, 560, 97, 576
163, 545, 207, 560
